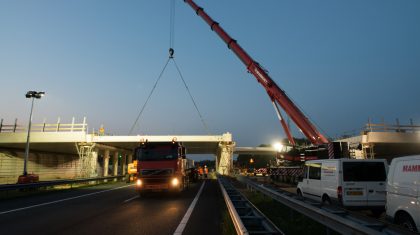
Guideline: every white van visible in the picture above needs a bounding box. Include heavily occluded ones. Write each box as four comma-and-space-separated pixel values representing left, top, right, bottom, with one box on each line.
386, 155, 420, 232
297, 159, 387, 214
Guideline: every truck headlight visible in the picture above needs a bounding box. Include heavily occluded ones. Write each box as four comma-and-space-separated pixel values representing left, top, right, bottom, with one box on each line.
136, 179, 142, 187
171, 178, 179, 187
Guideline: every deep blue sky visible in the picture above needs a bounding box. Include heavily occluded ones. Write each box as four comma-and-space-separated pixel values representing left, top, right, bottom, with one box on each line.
0, 0, 419, 147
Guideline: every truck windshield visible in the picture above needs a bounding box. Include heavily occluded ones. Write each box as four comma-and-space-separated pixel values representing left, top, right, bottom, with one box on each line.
136, 146, 178, 161
343, 162, 386, 182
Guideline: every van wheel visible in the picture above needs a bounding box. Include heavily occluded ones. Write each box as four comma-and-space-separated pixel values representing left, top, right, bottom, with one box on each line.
297, 190, 303, 200
371, 209, 384, 218
322, 195, 332, 206
396, 212, 417, 232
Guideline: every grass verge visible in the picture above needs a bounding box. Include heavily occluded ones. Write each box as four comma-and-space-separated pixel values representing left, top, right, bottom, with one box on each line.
243, 190, 341, 235
221, 208, 236, 235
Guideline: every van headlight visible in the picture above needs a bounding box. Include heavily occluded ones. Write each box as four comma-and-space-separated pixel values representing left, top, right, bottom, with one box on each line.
171, 178, 179, 187
136, 179, 142, 187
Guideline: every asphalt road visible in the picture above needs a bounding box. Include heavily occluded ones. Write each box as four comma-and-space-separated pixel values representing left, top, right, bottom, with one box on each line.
0, 179, 225, 235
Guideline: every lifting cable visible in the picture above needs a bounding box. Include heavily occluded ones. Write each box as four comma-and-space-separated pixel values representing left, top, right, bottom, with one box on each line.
129, 0, 210, 134
172, 58, 210, 133
169, 0, 175, 50
128, 58, 171, 135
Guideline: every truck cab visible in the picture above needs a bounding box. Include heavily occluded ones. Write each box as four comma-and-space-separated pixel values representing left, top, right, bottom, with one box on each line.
135, 141, 188, 194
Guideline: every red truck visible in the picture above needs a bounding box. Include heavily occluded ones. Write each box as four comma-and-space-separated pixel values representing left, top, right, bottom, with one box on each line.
134, 141, 189, 194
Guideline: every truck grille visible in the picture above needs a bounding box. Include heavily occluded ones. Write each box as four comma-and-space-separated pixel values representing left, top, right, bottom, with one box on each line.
142, 178, 170, 184
141, 169, 173, 176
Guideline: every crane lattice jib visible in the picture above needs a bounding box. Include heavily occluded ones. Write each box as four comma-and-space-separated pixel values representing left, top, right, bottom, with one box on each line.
184, 0, 329, 145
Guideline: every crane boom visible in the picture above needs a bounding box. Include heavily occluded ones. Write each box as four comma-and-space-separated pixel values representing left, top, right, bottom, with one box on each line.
184, 0, 329, 145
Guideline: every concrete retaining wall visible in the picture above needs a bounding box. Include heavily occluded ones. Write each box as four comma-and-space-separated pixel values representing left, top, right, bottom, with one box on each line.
0, 149, 81, 184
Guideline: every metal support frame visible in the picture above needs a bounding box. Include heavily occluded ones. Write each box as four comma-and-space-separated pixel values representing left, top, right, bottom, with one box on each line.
75, 143, 96, 178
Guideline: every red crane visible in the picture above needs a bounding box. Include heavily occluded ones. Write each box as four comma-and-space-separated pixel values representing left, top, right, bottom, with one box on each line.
183, 0, 329, 146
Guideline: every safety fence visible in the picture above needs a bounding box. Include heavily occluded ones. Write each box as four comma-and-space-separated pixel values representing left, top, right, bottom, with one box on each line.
218, 176, 283, 235
365, 121, 420, 133
0, 117, 88, 133
238, 176, 413, 235
269, 167, 303, 185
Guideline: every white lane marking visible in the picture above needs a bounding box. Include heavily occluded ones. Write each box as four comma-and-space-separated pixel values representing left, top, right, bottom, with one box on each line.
123, 195, 139, 203
173, 181, 206, 235
0, 184, 135, 215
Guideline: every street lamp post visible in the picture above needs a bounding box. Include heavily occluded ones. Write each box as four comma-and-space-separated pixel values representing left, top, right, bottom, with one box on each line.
22, 91, 45, 176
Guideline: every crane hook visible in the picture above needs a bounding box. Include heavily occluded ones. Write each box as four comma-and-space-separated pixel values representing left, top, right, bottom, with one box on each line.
169, 48, 174, 58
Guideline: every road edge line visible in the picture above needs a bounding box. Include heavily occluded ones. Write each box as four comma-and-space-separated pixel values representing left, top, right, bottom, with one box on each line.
173, 181, 206, 235
0, 184, 134, 215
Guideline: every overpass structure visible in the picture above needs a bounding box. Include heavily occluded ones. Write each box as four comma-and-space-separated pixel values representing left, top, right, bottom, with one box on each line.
338, 120, 420, 160
0, 119, 237, 183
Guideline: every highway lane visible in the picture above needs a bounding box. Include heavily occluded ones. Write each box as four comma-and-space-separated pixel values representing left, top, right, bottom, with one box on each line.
0, 179, 225, 235
183, 179, 224, 235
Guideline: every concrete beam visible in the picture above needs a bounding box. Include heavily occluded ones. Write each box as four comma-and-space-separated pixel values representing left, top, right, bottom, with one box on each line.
363, 132, 420, 144
92, 133, 232, 143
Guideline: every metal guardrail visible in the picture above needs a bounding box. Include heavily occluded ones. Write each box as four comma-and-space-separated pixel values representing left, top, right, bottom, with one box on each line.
218, 176, 284, 235
0, 175, 125, 191
219, 177, 248, 235
239, 176, 414, 235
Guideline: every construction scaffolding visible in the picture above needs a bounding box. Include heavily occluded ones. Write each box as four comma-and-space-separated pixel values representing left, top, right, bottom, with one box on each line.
76, 143, 96, 178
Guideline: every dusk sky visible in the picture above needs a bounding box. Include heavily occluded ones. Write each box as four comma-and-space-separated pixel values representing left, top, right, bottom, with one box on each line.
0, 0, 419, 148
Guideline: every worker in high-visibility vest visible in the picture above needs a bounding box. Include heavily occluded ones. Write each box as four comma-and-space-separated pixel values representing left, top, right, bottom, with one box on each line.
204, 165, 208, 179
198, 166, 204, 179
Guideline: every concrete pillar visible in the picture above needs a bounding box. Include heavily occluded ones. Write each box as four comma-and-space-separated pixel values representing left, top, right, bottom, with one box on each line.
217, 141, 235, 175
90, 151, 98, 177
103, 149, 110, 177
214, 153, 218, 173
113, 152, 119, 176
121, 153, 127, 175
127, 154, 133, 164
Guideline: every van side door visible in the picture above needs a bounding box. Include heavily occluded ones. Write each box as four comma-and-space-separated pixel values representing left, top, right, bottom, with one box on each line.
391, 158, 420, 230
300, 164, 310, 196
307, 163, 322, 202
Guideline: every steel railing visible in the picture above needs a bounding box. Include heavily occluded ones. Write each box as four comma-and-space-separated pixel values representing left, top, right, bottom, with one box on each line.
218, 176, 284, 235
0, 117, 88, 133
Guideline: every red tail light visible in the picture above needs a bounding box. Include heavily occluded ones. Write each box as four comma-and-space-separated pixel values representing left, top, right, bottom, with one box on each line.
337, 186, 343, 203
